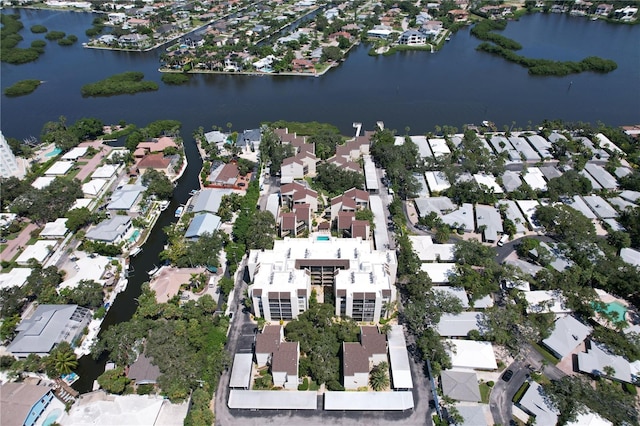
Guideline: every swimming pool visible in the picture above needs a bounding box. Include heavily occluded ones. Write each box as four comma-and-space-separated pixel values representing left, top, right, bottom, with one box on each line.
45, 147, 62, 157
317, 236, 330, 241
42, 408, 62, 426
128, 229, 141, 243
593, 301, 627, 323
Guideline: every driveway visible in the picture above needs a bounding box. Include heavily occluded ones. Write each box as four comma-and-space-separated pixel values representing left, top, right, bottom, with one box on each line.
0, 222, 39, 266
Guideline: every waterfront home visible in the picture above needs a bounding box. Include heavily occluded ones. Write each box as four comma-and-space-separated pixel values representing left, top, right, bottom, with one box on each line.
184, 213, 222, 240
281, 152, 317, 181
7, 304, 92, 357
596, 3, 613, 16
85, 216, 132, 244
398, 30, 427, 46
133, 153, 173, 177
107, 184, 146, 212
0, 382, 57, 426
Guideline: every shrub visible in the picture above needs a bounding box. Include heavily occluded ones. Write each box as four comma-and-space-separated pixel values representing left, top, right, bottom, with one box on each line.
137, 384, 154, 395
487, 381, 495, 387
298, 377, 309, 391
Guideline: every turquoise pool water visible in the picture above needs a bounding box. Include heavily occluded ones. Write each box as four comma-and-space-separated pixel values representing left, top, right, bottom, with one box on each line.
128, 229, 140, 243
593, 301, 627, 322
45, 147, 62, 157
317, 236, 330, 241
42, 408, 62, 426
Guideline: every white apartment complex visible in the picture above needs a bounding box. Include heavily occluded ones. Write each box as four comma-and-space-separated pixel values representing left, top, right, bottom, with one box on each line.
247, 233, 397, 322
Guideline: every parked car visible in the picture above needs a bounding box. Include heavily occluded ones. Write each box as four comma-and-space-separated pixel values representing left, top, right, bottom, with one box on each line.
502, 369, 514, 382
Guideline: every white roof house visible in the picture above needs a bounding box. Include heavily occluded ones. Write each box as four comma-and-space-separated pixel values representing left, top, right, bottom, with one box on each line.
434, 286, 469, 308
420, 263, 456, 283
85, 216, 132, 243
324, 391, 414, 411
497, 200, 527, 234
437, 312, 485, 337
501, 171, 523, 193
31, 176, 55, 189
184, 213, 221, 240
456, 404, 489, 426
509, 135, 541, 161
475, 204, 503, 242
473, 174, 503, 194
91, 164, 119, 179
568, 412, 613, 426
425, 171, 451, 194
16, 240, 57, 266
580, 170, 603, 190
582, 195, 618, 219
525, 134, 553, 159
190, 188, 233, 214
40, 218, 69, 239
441, 203, 474, 232
44, 161, 73, 176
414, 197, 455, 217
414, 173, 430, 198
565, 196, 597, 220
542, 315, 592, 359
363, 155, 379, 192
584, 163, 618, 190
428, 138, 451, 157
488, 134, 513, 154
61, 146, 88, 160
408, 235, 454, 262
82, 179, 108, 197
518, 381, 559, 426
522, 167, 547, 191
516, 200, 542, 230
594, 133, 624, 155
578, 342, 638, 384
0, 268, 32, 290
524, 290, 571, 315
107, 184, 146, 211
441, 370, 481, 402
445, 340, 498, 370
410, 136, 433, 159
620, 248, 640, 267
71, 198, 93, 210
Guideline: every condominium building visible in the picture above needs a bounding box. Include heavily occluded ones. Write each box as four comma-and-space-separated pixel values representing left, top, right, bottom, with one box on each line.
247, 233, 397, 322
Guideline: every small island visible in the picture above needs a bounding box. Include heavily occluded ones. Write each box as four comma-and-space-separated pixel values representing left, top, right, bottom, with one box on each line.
81, 71, 159, 97
4, 79, 42, 97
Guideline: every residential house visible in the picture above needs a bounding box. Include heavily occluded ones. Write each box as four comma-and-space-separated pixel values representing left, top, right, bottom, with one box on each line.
127, 353, 161, 385
134, 153, 173, 177
398, 29, 427, 45
136, 136, 178, 155
281, 152, 318, 181
0, 382, 56, 426
343, 326, 387, 390
85, 216, 132, 244
542, 315, 592, 359
15, 241, 57, 266
292, 58, 315, 72
595, 4, 613, 16
118, 34, 150, 48
440, 370, 481, 402
254, 325, 299, 390
518, 382, 559, 426
7, 304, 92, 357
280, 204, 311, 237
330, 188, 370, 222
190, 188, 233, 214
107, 184, 146, 212
437, 312, 485, 337
184, 213, 222, 240
236, 129, 261, 153
448, 9, 469, 21
207, 161, 248, 189
280, 181, 318, 212
445, 339, 498, 370
475, 204, 504, 243
577, 340, 639, 383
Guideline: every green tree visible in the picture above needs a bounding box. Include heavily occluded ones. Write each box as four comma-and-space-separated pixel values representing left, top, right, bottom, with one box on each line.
369, 361, 390, 391
47, 342, 78, 376
142, 168, 174, 200
97, 366, 130, 394
314, 163, 365, 196
244, 211, 276, 250
65, 207, 92, 233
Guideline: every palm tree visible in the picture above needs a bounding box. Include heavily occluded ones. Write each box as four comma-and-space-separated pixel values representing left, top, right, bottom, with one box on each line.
48, 342, 78, 376
369, 361, 390, 391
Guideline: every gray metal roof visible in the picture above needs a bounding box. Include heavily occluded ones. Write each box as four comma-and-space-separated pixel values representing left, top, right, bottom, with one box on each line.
441, 370, 481, 402
107, 184, 145, 210
324, 391, 414, 411
228, 390, 317, 409
542, 315, 592, 359
85, 216, 132, 243
370, 195, 389, 250
501, 171, 523, 192
185, 213, 221, 239
584, 163, 618, 190
582, 195, 618, 218
508, 136, 540, 161
363, 155, 379, 191
190, 188, 233, 214
237, 129, 261, 147
565, 196, 597, 220
497, 200, 527, 234
229, 353, 253, 389
437, 312, 485, 337
7, 304, 90, 356
475, 204, 503, 242
265, 194, 280, 221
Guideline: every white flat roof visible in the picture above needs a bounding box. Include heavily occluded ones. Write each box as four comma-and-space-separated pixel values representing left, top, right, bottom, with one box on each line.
229, 354, 253, 389
473, 174, 503, 194
582, 195, 618, 219
620, 248, 640, 267
0, 268, 32, 290
40, 218, 68, 238
228, 390, 317, 410
363, 155, 379, 191
437, 312, 485, 337
425, 171, 451, 193
32, 176, 55, 189
522, 167, 547, 191
91, 164, 119, 179
420, 263, 456, 283
497, 200, 527, 234
60, 393, 168, 426
324, 391, 414, 411
71, 198, 93, 210
388, 325, 413, 389
519, 382, 558, 426
428, 138, 450, 156
434, 286, 469, 308
409, 236, 454, 262
16, 240, 57, 265
446, 339, 497, 370
45, 161, 73, 176
515, 200, 541, 229
62, 146, 88, 160
524, 290, 571, 314
370, 195, 390, 250
83, 179, 109, 197
565, 196, 597, 220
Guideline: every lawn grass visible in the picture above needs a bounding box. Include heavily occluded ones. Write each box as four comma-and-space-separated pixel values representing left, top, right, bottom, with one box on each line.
512, 382, 530, 403
530, 341, 560, 365
479, 382, 491, 403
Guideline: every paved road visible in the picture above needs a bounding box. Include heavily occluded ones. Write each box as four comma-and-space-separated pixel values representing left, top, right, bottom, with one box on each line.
489, 344, 567, 425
